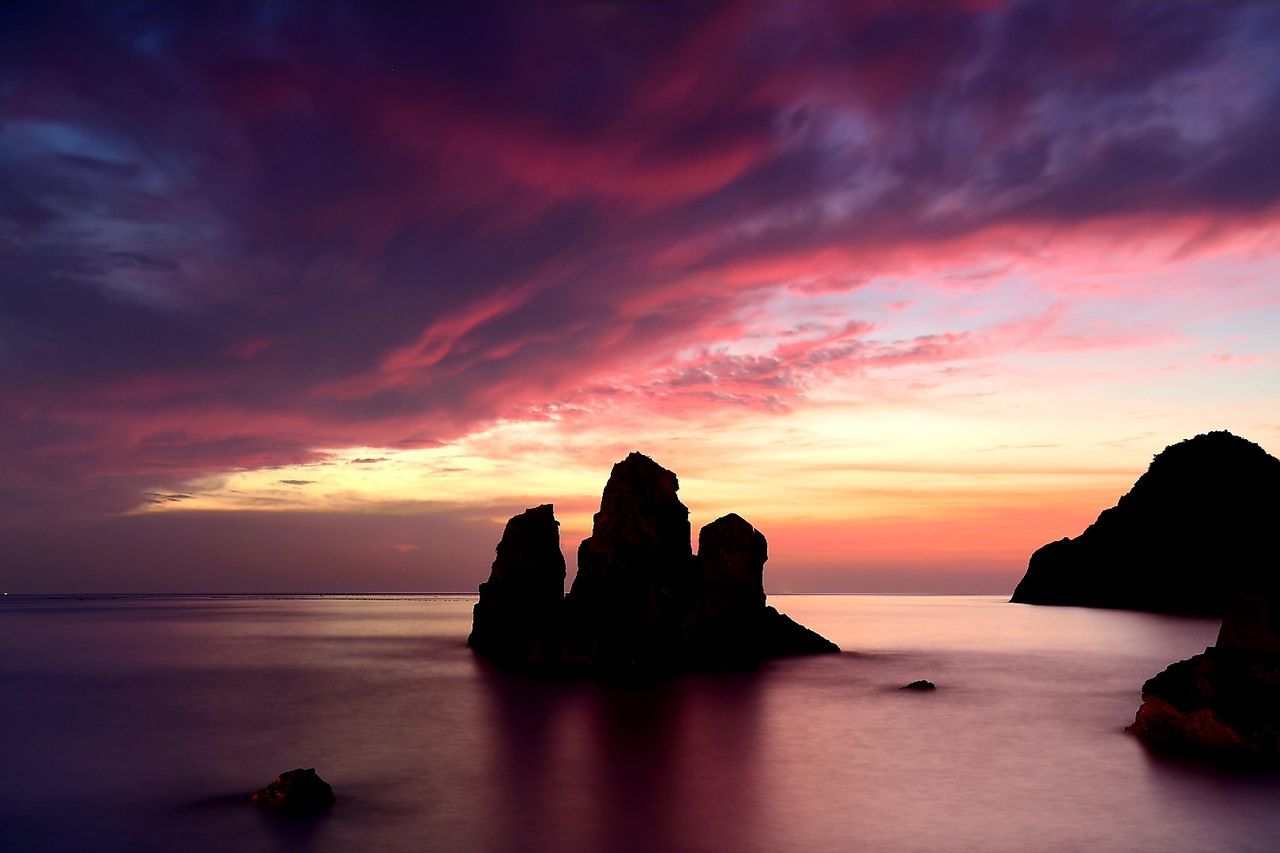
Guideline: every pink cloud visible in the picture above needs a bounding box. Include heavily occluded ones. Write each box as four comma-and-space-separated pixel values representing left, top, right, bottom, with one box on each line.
1208, 352, 1262, 367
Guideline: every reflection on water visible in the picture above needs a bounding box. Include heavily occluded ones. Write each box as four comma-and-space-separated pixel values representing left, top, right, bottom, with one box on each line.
0, 595, 1277, 852
478, 662, 768, 853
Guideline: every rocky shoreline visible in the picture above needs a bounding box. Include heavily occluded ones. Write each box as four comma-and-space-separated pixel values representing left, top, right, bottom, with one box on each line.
1129, 590, 1280, 765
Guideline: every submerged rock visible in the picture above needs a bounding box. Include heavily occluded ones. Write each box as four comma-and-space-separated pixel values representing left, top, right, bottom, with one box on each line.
1128, 590, 1280, 765
251, 768, 334, 814
1011, 431, 1280, 615
901, 680, 936, 691
470, 452, 839, 674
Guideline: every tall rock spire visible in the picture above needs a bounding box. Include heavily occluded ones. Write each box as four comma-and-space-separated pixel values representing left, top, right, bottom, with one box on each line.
468, 503, 566, 668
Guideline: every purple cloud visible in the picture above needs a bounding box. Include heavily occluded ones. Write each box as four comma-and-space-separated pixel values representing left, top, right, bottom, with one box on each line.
1, 0, 1278, 557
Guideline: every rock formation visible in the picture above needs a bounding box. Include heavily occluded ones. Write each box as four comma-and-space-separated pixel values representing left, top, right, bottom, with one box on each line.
565, 452, 695, 669
901, 680, 936, 691
681, 511, 838, 667
467, 504, 566, 669
1128, 588, 1280, 764
1011, 431, 1280, 615
251, 768, 334, 814
469, 452, 839, 674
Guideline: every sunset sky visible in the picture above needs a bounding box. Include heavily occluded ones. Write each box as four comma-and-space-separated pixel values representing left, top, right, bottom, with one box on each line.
2, 1, 1278, 593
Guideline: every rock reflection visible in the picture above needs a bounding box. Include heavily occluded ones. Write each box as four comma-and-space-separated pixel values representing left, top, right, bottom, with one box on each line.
478, 662, 767, 852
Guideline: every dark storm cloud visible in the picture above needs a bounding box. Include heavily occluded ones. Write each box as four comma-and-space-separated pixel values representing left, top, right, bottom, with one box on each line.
1, 0, 1279, 521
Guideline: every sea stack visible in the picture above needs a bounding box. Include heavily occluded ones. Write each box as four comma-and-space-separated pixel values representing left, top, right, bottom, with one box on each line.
469, 452, 839, 674
1128, 588, 1280, 764
467, 504, 566, 669
1010, 431, 1280, 615
564, 452, 696, 669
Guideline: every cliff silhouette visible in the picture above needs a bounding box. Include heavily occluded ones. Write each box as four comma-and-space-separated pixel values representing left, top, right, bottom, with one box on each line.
1011, 431, 1280, 615
469, 452, 839, 674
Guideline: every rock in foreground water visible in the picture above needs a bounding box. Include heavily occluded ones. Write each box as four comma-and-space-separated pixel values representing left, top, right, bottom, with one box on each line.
901, 680, 937, 690
251, 768, 335, 814
1128, 591, 1280, 765
469, 452, 839, 674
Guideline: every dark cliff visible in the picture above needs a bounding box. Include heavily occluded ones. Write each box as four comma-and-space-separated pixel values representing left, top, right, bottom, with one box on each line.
1011, 431, 1280, 615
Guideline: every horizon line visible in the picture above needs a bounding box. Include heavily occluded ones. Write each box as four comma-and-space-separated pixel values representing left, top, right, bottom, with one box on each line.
1, 590, 1014, 598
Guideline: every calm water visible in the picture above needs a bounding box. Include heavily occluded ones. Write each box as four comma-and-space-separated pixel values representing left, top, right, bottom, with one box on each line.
0, 594, 1274, 852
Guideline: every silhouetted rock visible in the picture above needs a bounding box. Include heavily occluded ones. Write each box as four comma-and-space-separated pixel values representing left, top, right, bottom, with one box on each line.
1128, 589, 1280, 765
1217, 591, 1280, 655
756, 607, 840, 657
566, 453, 694, 669
901, 680, 936, 690
251, 768, 334, 814
1011, 431, 1280, 615
695, 513, 768, 620
468, 504, 566, 668
470, 452, 839, 674
682, 513, 838, 665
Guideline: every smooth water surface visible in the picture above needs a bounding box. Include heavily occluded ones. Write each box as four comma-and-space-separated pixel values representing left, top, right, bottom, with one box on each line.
1, 594, 1274, 852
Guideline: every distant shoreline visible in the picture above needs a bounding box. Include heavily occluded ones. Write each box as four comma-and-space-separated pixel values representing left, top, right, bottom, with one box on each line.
0, 591, 1013, 600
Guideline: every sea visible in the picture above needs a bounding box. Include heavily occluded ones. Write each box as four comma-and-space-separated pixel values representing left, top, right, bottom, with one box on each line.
1, 594, 1276, 853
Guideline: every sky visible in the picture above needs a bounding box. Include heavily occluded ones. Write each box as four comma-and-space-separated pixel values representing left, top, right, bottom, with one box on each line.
2, 1, 1279, 594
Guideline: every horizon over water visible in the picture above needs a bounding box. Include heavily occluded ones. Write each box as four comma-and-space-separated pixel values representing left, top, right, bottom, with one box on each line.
3, 594, 1278, 852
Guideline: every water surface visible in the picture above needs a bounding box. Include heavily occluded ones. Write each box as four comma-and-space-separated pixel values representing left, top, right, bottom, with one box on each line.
1, 594, 1273, 852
